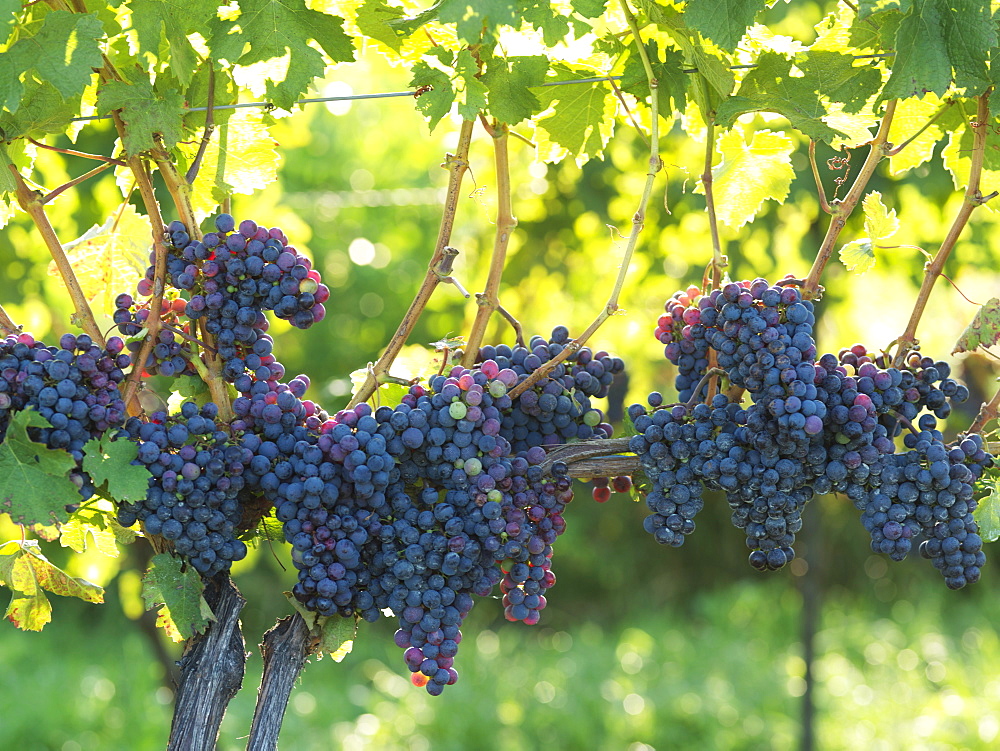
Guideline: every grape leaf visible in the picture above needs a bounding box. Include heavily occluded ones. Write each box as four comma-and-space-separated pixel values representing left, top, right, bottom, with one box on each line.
839, 191, 898, 274
685, 0, 768, 52
0, 410, 78, 527
637, 1, 734, 101
797, 51, 883, 115
0, 77, 84, 140
207, 0, 355, 111
0, 11, 103, 114
82, 435, 149, 505
355, 0, 407, 52
409, 62, 455, 130
953, 298, 1000, 354
319, 613, 358, 662
45, 204, 149, 320
438, 0, 519, 43
571, 0, 607, 17
183, 62, 238, 131
127, 0, 219, 86
882, 0, 996, 101
142, 553, 214, 642
714, 52, 840, 142
97, 70, 186, 155
521, 0, 574, 46
696, 129, 795, 229
176, 109, 281, 220
974, 479, 1000, 542
167, 377, 214, 416
620, 40, 688, 112
482, 55, 548, 125
454, 48, 488, 120
534, 66, 615, 162
885, 94, 948, 175
940, 121, 1000, 204
0, 540, 103, 631
859, 0, 909, 18
58, 512, 121, 558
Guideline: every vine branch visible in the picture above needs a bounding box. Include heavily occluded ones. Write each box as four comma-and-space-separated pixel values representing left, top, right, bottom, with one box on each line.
808, 140, 833, 215
461, 122, 516, 367
802, 99, 897, 300
41, 161, 114, 204
27, 136, 126, 166
892, 92, 992, 366
246, 614, 313, 750
702, 118, 725, 288
969, 382, 1000, 435
509, 0, 660, 398
348, 118, 475, 407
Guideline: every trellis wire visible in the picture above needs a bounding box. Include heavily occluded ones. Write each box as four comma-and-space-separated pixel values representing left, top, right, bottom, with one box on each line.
68, 53, 894, 124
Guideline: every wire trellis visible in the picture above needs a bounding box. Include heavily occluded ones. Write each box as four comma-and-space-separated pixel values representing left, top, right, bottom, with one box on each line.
68, 53, 895, 124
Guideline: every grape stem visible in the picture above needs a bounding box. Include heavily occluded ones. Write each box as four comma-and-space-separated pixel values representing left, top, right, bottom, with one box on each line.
494, 302, 526, 348
802, 99, 897, 300
40, 161, 115, 204
509, 0, 660, 399
969, 383, 1000, 435
26, 136, 126, 166
348, 119, 476, 407
4, 162, 107, 348
461, 122, 516, 367
701, 118, 726, 288
891, 91, 993, 367
186, 60, 217, 186
0, 302, 20, 336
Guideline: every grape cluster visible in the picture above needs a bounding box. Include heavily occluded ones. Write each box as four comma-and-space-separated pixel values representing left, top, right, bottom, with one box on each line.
132, 214, 329, 383
116, 401, 250, 576
634, 277, 993, 584
0, 331, 130, 501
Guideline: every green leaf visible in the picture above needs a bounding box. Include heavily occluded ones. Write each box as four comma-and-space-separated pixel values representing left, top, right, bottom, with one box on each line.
885, 94, 949, 174
409, 62, 455, 130
848, 8, 903, 51
714, 52, 840, 142
798, 51, 883, 115
620, 40, 688, 112
571, 0, 607, 17
207, 0, 355, 110
0, 11, 103, 114
82, 435, 149, 505
182, 62, 238, 131
0, 77, 84, 140
438, 0, 519, 42
141, 553, 214, 642
638, 1, 734, 101
0, 410, 78, 528
697, 129, 795, 229
355, 0, 407, 52
96, 70, 185, 155
483, 55, 549, 125
953, 298, 1000, 354
534, 66, 615, 162
685, 0, 767, 52
882, 0, 996, 101
454, 48, 488, 119
973, 479, 1000, 542
859, 0, 909, 18
838, 191, 898, 274
319, 613, 358, 662
520, 0, 574, 46
127, 0, 219, 85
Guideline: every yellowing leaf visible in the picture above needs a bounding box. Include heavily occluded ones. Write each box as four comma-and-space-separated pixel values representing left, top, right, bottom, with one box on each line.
178, 109, 281, 220
142, 553, 214, 642
861, 191, 898, 243
58, 514, 120, 558
941, 125, 1000, 210
320, 613, 358, 662
838, 191, 898, 274
838, 239, 877, 274
46, 203, 150, 320
953, 297, 1000, 354
697, 129, 794, 229
887, 94, 948, 175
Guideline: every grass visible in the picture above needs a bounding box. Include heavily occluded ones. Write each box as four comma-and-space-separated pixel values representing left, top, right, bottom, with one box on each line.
2, 577, 999, 751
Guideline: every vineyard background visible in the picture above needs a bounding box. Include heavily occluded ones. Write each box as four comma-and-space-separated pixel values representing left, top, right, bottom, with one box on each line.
3, 0, 1000, 748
